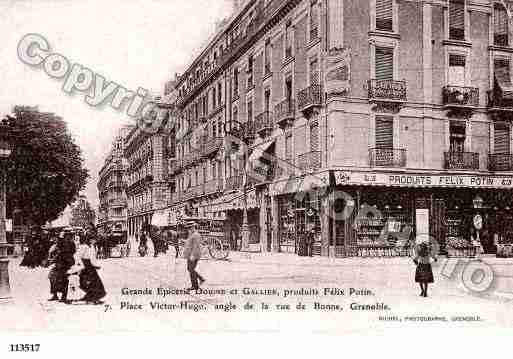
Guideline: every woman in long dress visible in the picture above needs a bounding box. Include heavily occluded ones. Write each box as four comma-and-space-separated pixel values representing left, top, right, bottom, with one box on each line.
413, 242, 437, 297
77, 236, 106, 304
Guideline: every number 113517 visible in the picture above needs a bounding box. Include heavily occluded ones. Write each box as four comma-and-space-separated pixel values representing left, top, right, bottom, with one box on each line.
9, 344, 40, 352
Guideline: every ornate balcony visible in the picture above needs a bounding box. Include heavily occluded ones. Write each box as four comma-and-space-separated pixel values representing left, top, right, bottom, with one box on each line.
201, 137, 223, 158
297, 85, 322, 114
204, 178, 222, 194
367, 79, 407, 103
442, 86, 479, 112
274, 99, 295, 129
444, 151, 479, 170
369, 148, 407, 167
489, 153, 513, 171
182, 151, 200, 168
255, 111, 274, 137
226, 174, 243, 191
298, 151, 321, 173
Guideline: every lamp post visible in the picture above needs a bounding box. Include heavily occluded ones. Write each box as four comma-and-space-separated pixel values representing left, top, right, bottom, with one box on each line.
0, 118, 13, 301
225, 120, 253, 252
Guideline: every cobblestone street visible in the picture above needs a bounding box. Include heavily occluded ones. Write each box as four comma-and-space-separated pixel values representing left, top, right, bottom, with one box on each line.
4, 251, 513, 333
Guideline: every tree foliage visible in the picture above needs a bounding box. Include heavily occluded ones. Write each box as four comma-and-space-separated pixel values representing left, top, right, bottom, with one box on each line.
4, 106, 89, 226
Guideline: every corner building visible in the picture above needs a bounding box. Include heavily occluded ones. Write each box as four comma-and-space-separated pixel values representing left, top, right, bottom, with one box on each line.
169, 0, 513, 257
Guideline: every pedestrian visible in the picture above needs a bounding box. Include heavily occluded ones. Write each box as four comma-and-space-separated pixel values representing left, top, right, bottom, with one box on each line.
306, 229, 315, 257
47, 232, 76, 304
150, 225, 162, 257
413, 242, 437, 298
183, 223, 205, 290
170, 228, 180, 258
76, 236, 106, 304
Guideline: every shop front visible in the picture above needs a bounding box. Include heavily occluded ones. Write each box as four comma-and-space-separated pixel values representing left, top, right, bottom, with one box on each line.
332, 170, 513, 258
270, 172, 330, 256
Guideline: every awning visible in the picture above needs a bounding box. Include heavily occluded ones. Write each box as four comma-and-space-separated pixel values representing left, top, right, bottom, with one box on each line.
270, 172, 330, 196
248, 140, 275, 163
209, 189, 258, 212
151, 210, 169, 227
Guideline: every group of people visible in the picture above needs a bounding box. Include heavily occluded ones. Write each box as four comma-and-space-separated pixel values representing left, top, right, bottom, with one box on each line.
136, 224, 180, 259
20, 228, 53, 268
47, 226, 106, 304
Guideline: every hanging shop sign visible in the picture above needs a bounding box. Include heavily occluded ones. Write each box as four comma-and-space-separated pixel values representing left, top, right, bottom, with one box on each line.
334, 170, 513, 189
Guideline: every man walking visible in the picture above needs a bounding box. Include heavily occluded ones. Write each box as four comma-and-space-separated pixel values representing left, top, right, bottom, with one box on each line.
182, 223, 205, 290
48, 232, 76, 303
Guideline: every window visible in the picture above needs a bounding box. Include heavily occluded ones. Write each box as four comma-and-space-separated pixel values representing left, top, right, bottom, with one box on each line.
233, 68, 239, 97
264, 88, 271, 112
494, 58, 511, 86
310, 0, 319, 40
310, 122, 319, 152
448, 54, 466, 86
309, 57, 319, 85
212, 162, 217, 179
375, 47, 394, 80
494, 3, 509, 46
285, 75, 293, 101
285, 133, 293, 162
495, 122, 511, 154
285, 20, 293, 59
449, 0, 465, 41
212, 87, 217, 109
218, 83, 222, 105
449, 121, 466, 153
264, 39, 271, 75
212, 123, 217, 138
233, 106, 238, 122
247, 99, 253, 122
375, 116, 393, 149
247, 55, 254, 88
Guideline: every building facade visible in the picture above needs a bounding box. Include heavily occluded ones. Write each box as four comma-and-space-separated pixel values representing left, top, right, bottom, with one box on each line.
97, 126, 133, 233
164, 0, 513, 257
70, 195, 96, 229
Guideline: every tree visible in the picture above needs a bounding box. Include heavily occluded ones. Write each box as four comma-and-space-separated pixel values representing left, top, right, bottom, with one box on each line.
4, 106, 89, 226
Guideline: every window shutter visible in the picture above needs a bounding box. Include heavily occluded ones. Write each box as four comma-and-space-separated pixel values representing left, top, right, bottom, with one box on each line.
449, 0, 465, 40
495, 123, 510, 154
375, 47, 394, 80
310, 123, 319, 151
376, 0, 393, 31
449, 54, 466, 86
375, 116, 393, 148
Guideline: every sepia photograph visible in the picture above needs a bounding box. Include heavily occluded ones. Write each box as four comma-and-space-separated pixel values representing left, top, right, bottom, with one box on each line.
1, 0, 513, 351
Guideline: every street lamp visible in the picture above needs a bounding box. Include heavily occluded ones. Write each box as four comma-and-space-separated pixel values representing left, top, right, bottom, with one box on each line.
224, 119, 255, 252
0, 118, 14, 301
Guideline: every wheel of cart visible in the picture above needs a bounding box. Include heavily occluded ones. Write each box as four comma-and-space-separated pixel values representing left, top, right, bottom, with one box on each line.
207, 236, 230, 260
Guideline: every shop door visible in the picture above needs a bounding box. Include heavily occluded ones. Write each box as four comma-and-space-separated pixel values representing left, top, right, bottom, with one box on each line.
295, 209, 306, 253
430, 199, 446, 255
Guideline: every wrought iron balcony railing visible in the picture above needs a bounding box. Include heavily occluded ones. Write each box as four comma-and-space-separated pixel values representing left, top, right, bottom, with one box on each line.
489, 153, 513, 171
369, 148, 407, 167
204, 178, 222, 194
201, 137, 223, 157
298, 151, 321, 172
274, 99, 295, 128
444, 151, 479, 170
297, 84, 322, 112
182, 151, 200, 168
487, 89, 513, 110
367, 79, 407, 102
442, 86, 479, 108
226, 174, 243, 191
255, 111, 274, 136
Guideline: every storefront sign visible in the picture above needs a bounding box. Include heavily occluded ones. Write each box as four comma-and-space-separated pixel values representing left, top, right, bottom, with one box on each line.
270, 172, 330, 197
334, 170, 513, 189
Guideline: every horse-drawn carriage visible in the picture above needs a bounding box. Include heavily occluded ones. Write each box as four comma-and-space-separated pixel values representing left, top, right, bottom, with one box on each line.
175, 216, 230, 260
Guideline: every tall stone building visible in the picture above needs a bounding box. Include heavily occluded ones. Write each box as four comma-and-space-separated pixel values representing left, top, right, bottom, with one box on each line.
70, 195, 96, 229
163, 0, 513, 258
97, 126, 133, 233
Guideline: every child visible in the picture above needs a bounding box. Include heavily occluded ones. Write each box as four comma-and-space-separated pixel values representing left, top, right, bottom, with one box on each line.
413, 242, 437, 297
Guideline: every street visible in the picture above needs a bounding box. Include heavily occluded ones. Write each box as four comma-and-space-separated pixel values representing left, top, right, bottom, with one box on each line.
3, 251, 513, 333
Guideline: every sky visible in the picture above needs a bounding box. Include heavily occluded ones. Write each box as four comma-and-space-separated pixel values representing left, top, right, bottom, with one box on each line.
0, 0, 233, 224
